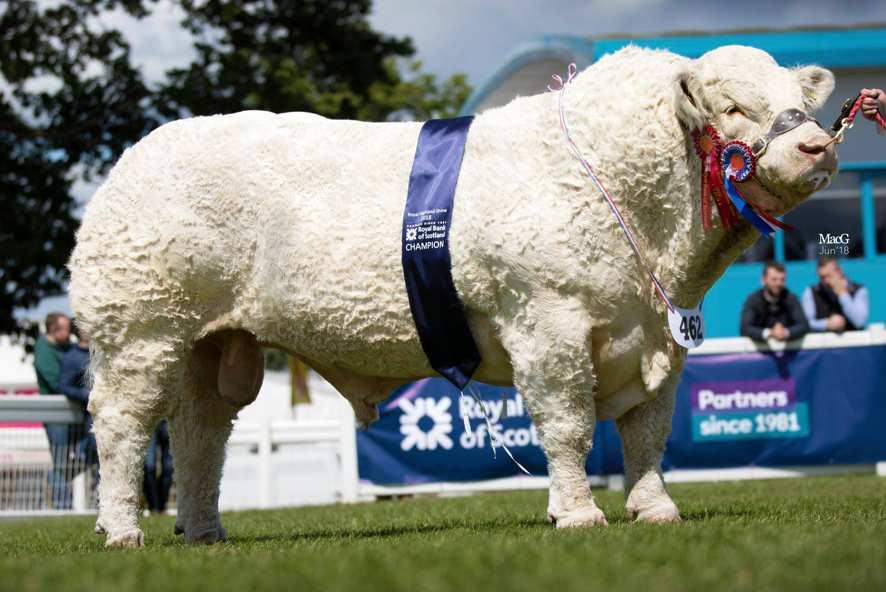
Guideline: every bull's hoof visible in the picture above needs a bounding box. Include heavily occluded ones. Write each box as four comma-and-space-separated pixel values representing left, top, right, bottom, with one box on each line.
628, 501, 681, 524
555, 505, 609, 528
184, 524, 227, 545
105, 528, 145, 548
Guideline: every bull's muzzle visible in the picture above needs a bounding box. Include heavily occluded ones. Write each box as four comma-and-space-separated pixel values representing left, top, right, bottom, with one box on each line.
798, 132, 839, 177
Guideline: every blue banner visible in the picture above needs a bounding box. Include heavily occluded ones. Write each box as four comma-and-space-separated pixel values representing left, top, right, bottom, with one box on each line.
665, 344, 886, 469
357, 344, 886, 485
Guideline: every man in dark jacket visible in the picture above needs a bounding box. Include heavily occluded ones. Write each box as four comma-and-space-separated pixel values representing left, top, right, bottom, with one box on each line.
59, 327, 98, 477
33, 312, 72, 508
59, 328, 90, 407
740, 262, 809, 342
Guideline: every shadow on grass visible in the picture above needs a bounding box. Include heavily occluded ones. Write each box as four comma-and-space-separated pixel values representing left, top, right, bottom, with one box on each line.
172, 516, 553, 547
156, 505, 762, 548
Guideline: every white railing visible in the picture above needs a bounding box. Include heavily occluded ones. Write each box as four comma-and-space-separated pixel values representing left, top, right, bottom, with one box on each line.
0, 392, 360, 516
218, 398, 359, 510
690, 322, 886, 354
0, 395, 96, 516
0, 395, 84, 424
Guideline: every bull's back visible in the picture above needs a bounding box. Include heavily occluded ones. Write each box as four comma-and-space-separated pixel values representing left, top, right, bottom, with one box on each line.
219, 114, 427, 357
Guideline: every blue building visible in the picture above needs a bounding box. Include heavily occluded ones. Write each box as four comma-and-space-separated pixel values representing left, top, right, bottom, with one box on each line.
461, 26, 886, 337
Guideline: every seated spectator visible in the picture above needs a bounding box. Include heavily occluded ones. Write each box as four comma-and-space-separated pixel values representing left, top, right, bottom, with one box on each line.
802, 256, 869, 332
740, 261, 809, 342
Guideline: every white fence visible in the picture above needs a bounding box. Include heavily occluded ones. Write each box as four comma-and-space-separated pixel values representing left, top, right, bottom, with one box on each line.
218, 399, 359, 510
0, 392, 359, 516
0, 395, 98, 515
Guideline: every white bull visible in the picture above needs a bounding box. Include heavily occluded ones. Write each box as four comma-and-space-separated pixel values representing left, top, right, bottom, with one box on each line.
68, 45, 837, 547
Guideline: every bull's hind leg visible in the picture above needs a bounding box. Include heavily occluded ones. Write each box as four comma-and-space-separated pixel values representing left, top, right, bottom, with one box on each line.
89, 339, 180, 548
498, 295, 606, 528
169, 330, 262, 544
616, 382, 681, 523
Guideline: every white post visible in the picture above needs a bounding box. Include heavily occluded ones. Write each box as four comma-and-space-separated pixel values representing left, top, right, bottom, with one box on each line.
338, 398, 359, 503
606, 474, 625, 491
72, 472, 87, 511
258, 421, 273, 508
877, 462, 886, 477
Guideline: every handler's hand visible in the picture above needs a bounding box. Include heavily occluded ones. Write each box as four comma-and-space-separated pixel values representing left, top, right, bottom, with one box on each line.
861, 88, 885, 121
826, 314, 846, 332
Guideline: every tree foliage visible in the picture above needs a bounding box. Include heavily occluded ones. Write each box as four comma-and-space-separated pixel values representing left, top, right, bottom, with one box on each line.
1, 0, 156, 338
160, 0, 470, 121
0, 0, 471, 337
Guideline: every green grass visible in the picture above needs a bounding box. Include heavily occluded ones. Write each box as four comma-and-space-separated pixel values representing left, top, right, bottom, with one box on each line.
1, 475, 884, 592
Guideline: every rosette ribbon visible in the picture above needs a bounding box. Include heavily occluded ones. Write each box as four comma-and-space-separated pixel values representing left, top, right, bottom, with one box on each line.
720, 140, 791, 237
694, 126, 738, 230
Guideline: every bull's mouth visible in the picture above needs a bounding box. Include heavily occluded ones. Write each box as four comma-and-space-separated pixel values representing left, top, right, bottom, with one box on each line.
756, 177, 791, 210
736, 176, 793, 216
738, 168, 833, 216
805, 170, 833, 192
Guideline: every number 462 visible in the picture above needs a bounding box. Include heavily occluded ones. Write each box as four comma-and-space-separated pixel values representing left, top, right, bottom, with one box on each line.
680, 315, 703, 341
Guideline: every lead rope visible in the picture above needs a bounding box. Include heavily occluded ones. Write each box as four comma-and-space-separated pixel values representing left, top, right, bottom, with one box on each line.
825, 92, 886, 149
548, 64, 675, 313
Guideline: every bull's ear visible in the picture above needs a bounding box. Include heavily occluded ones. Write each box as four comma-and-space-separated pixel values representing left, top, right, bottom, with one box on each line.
793, 66, 835, 112
675, 66, 706, 132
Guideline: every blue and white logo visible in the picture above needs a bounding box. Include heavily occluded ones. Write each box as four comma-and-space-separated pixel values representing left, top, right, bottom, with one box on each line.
399, 397, 454, 451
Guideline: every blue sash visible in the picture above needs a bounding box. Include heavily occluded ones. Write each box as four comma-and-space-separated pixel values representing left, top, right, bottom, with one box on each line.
401, 116, 481, 390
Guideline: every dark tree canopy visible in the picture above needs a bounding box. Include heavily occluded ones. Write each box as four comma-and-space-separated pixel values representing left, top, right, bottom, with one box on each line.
158, 0, 470, 120
1, 0, 157, 338
0, 0, 471, 339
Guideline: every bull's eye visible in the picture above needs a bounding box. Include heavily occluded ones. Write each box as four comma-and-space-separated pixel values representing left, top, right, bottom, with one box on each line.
725, 105, 742, 116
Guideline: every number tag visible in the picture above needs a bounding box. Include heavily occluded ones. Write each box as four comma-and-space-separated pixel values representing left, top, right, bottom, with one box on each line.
667, 303, 705, 349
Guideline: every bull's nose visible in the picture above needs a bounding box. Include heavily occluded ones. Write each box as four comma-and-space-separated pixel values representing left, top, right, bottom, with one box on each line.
797, 134, 838, 172
797, 136, 829, 155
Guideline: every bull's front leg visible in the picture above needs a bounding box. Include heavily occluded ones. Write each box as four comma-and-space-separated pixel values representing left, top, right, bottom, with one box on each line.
615, 378, 681, 523
498, 295, 606, 528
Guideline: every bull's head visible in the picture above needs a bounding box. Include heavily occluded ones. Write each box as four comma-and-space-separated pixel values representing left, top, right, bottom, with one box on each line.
676, 45, 838, 217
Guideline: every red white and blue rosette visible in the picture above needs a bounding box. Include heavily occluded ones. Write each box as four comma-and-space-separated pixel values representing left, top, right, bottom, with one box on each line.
721, 140, 756, 182
720, 140, 784, 236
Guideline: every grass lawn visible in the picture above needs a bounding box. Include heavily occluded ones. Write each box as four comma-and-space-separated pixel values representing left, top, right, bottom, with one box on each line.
1, 474, 884, 591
